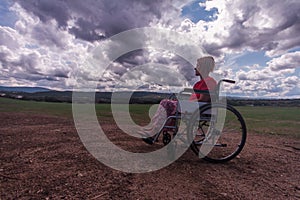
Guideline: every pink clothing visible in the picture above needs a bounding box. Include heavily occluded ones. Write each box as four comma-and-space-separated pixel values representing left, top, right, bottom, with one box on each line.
141, 99, 177, 136
189, 76, 217, 101
141, 77, 216, 136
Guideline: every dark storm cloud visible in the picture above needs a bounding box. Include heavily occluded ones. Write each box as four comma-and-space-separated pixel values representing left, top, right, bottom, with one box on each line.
0, 49, 69, 83
32, 23, 67, 48
105, 48, 195, 84
12, 0, 189, 84
53, 70, 69, 78
0, 51, 9, 69
15, 0, 185, 42
68, 18, 106, 42
15, 0, 70, 27
11, 53, 40, 75
114, 50, 147, 66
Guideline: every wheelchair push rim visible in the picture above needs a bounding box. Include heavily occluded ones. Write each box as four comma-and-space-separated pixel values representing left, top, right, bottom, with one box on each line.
188, 103, 247, 163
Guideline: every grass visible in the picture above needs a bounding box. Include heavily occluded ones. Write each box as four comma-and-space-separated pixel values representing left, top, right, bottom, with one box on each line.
0, 97, 152, 122
235, 106, 300, 137
0, 97, 299, 137
0, 97, 73, 117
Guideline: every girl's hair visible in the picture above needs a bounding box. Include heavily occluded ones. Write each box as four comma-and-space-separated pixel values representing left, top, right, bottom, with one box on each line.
196, 56, 215, 77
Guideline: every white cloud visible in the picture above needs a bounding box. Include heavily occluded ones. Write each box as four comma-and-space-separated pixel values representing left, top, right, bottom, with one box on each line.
223, 62, 300, 98
0, 4, 93, 89
237, 69, 272, 81
267, 51, 300, 71
188, 0, 300, 57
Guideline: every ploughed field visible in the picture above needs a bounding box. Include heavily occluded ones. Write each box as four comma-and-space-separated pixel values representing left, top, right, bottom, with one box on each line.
1, 98, 299, 199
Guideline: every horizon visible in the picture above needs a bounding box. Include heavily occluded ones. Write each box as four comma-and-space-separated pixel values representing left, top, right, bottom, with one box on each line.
1, 85, 300, 100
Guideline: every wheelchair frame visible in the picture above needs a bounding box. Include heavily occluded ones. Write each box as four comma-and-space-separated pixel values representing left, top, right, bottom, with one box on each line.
148, 79, 247, 163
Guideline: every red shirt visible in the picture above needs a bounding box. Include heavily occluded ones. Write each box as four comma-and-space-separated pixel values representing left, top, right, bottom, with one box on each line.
189, 76, 217, 101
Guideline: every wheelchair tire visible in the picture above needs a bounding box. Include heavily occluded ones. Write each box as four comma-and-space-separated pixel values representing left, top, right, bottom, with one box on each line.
188, 103, 247, 163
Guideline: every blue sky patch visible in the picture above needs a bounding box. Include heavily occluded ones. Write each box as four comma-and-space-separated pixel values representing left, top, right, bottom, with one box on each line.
0, 0, 17, 27
181, 0, 218, 23
235, 51, 271, 67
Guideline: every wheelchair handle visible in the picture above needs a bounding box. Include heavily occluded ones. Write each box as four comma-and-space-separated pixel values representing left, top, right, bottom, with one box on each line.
221, 79, 236, 84
180, 88, 210, 95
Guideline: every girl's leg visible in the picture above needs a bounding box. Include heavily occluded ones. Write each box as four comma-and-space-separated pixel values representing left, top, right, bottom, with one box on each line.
140, 99, 177, 137
140, 103, 167, 136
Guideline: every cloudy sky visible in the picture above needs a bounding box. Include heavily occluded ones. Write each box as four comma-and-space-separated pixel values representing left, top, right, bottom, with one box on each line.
0, 0, 299, 98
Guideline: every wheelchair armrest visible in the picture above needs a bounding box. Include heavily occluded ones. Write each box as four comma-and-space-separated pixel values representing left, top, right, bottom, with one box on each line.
181, 88, 194, 93
181, 88, 210, 94
193, 89, 210, 95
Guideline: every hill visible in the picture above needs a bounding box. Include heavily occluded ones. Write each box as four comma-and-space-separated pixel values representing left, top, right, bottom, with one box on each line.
0, 87, 299, 106
0, 90, 170, 104
0, 86, 51, 93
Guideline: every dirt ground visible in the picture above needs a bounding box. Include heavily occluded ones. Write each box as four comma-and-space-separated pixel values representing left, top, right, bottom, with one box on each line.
1, 112, 299, 200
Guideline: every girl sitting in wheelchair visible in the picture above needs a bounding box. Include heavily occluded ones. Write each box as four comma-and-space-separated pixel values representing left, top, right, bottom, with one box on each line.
140, 56, 217, 144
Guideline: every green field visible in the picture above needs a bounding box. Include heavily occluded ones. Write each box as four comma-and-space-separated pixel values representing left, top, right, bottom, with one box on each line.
235, 106, 300, 137
0, 97, 299, 137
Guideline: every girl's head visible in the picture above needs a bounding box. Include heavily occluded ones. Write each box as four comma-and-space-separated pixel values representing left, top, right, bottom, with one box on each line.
195, 56, 215, 78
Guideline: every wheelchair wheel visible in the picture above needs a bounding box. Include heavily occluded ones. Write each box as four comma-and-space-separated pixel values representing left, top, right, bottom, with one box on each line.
188, 103, 247, 163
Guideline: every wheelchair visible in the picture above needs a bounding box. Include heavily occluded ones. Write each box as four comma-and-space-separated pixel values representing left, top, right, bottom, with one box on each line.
146, 79, 247, 163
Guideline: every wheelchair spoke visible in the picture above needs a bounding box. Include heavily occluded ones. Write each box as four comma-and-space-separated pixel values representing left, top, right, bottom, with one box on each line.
188, 104, 247, 163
